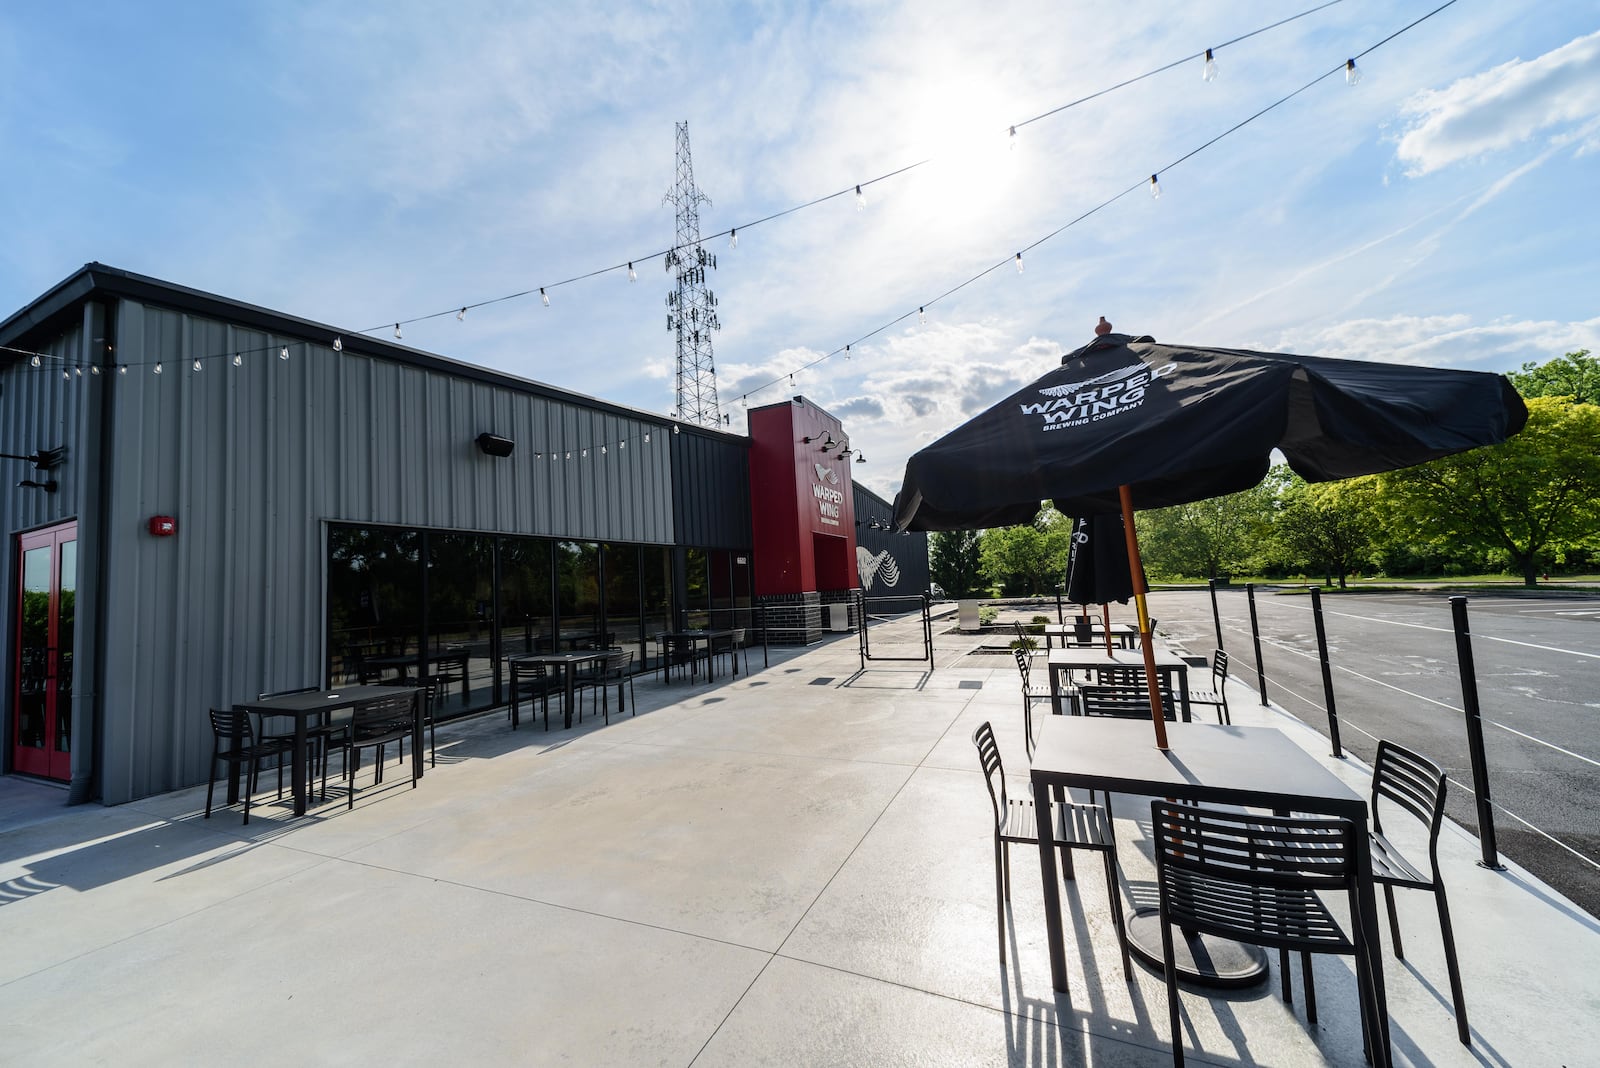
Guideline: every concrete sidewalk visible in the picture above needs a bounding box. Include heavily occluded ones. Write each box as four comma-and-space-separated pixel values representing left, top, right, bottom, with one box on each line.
2, 614, 1596, 1065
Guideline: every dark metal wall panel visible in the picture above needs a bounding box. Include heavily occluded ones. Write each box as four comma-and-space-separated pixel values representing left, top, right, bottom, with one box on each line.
93, 298, 681, 800
852, 484, 930, 610
670, 430, 752, 549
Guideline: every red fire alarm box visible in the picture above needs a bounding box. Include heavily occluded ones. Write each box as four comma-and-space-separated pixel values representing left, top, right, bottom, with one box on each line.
148, 516, 177, 537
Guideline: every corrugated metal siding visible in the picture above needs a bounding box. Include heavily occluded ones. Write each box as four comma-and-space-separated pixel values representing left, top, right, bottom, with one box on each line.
852, 484, 930, 607
96, 298, 683, 800
670, 430, 752, 549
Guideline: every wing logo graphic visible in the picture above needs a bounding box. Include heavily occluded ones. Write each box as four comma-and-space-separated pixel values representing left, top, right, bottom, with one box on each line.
815, 463, 840, 486
1038, 363, 1144, 397
856, 546, 901, 591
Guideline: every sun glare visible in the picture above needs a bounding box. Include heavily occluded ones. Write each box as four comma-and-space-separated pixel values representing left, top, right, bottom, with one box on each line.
902, 79, 1019, 222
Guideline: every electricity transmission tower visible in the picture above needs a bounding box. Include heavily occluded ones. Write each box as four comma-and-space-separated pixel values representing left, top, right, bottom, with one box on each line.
663, 121, 724, 428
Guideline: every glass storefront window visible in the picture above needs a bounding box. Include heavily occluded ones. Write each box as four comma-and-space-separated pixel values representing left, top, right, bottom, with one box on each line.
602, 543, 643, 669
426, 533, 496, 716
684, 547, 709, 629
327, 527, 422, 686
556, 541, 602, 650
499, 537, 553, 656
641, 547, 672, 672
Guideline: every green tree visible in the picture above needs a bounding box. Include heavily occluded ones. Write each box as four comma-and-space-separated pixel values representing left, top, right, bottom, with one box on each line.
979, 505, 1072, 594
928, 529, 984, 598
1273, 475, 1380, 588
1376, 395, 1600, 586
1508, 350, 1599, 404
1136, 477, 1280, 580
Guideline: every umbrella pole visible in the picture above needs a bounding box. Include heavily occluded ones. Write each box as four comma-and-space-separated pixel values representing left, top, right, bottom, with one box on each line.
1119, 485, 1170, 750
1102, 602, 1112, 656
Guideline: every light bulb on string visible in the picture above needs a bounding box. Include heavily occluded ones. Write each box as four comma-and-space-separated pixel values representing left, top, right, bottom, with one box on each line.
844, 344, 851, 361
565, 452, 572, 460
1345, 59, 1361, 86
279, 347, 289, 360
919, 307, 927, 325
601, 445, 607, 455
1149, 173, 1162, 199
627, 262, 637, 282
541, 288, 550, 307
457, 308, 466, 321
333, 336, 343, 352
582, 449, 588, 458
118, 366, 127, 376
1009, 125, 1018, 150
193, 358, 202, 372
1015, 252, 1024, 274
233, 354, 243, 367
63, 369, 70, 380
90, 365, 100, 376
1203, 48, 1219, 82
855, 184, 866, 210
30, 354, 40, 367
154, 362, 164, 375
394, 323, 402, 339
729, 228, 738, 249
75, 367, 83, 377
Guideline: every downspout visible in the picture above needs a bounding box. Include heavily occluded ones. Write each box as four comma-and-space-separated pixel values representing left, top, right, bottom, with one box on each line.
68, 299, 115, 804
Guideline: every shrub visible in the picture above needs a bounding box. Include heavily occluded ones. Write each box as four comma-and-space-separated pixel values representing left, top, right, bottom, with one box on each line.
978, 605, 999, 626
1031, 614, 1051, 625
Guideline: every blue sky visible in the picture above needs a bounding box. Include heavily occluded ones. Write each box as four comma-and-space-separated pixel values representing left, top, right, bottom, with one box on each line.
3, 1, 1597, 501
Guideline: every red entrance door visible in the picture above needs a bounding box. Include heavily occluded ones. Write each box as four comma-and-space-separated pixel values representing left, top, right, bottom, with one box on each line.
12, 521, 76, 780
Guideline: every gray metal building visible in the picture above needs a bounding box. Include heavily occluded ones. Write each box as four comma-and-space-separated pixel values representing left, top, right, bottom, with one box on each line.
1, 264, 755, 804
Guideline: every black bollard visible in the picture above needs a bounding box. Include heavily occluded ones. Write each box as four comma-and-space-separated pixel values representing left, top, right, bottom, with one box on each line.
1450, 596, 1503, 869
1246, 583, 1268, 706
1208, 577, 1224, 652
1309, 587, 1343, 758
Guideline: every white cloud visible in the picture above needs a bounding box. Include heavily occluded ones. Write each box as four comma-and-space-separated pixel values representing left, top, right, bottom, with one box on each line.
1395, 30, 1600, 176
1274, 314, 1600, 368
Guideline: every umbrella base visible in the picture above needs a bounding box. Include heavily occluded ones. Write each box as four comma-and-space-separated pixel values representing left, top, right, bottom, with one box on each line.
1125, 907, 1269, 987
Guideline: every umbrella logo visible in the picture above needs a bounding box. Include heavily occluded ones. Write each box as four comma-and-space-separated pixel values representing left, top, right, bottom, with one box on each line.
815, 463, 840, 486
856, 546, 901, 590
1021, 361, 1177, 431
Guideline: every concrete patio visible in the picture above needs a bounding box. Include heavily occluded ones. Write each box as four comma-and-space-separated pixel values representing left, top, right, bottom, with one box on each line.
2, 610, 1596, 1065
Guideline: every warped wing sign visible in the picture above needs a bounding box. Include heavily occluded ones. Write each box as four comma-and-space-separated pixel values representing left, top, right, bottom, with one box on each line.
856, 546, 901, 591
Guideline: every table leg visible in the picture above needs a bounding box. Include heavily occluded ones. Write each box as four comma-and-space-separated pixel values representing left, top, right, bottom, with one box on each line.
1048, 663, 1065, 715
1352, 831, 1392, 1067
563, 665, 576, 729
411, 691, 425, 782
1035, 772, 1070, 992
227, 718, 244, 804
291, 715, 308, 817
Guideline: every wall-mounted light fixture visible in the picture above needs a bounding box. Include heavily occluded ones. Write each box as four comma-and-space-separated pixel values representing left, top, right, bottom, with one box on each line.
1, 446, 65, 470
854, 452, 866, 464
17, 478, 58, 492
476, 432, 515, 457
801, 432, 838, 452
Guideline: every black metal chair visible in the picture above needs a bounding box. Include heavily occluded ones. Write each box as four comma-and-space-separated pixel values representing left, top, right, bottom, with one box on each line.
1184, 650, 1231, 725
393, 676, 442, 768
972, 721, 1129, 977
205, 708, 292, 825
1012, 648, 1056, 753
590, 648, 636, 724
1150, 801, 1383, 1067
255, 686, 350, 802
343, 691, 420, 808
508, 659, 554, 730
1369, 740, 1469, 1045
1074, 674, 1184, 721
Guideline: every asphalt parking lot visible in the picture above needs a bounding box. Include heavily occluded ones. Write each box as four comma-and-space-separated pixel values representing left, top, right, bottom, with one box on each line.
1146, 586, 1600, 920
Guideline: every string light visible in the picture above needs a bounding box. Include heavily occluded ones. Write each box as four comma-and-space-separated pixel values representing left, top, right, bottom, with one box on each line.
394, 323, 402, 339
233, 354, 243, 367
154, 362, 163, 375
90, 365, 100, 375
1149, 173, 1162, 199
1015, 252, 1024, 274
729, 227, 738, 249
193, 358, 202, 372
30, 355, 40, 368
62, 369, 70, 380
627, 262, 637, 282
118, 366, 126, 376
457, 308, 466, 321
919, 307, 926, 325
1345, 58, 1361, 85
541, 288, 550, 307
855, 184, 866, 210
1008, 125, 1018, 150
333, 337, 343, 352
279, 346, 289, 360
1203, 48, 1219, 81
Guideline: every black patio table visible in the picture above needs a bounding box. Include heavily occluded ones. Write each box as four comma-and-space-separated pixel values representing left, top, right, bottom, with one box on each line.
1040, 622, 1138, 650
655, 629, 735, 684
1046, 645, 1190, 719
1029, 717, 1390, 1066
234, 684, 423, 817
506, 651, 609, 729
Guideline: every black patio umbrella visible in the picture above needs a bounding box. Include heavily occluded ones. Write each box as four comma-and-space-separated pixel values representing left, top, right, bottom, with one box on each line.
894, 330, 1527, 746
1063, 513, 1140, 654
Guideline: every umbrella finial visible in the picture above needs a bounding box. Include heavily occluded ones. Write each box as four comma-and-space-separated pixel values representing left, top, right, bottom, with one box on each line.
1095, 316, 1112, 336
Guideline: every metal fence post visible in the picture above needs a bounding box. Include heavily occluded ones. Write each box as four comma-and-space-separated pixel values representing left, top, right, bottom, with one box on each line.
1450, 596, 1503, 869
1246, 583, 1268, 706
1309, 586, 1343, 758
1208, 577, 1224, 651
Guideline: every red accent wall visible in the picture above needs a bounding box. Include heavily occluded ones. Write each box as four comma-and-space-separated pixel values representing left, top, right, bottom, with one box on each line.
747, 398, 858, 596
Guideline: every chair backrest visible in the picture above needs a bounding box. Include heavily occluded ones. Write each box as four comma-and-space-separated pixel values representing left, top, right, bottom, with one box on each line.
1211, 649, 1229, 688
353, 691, 416, 735
1077, 682, 1177, 721
606, 648, 633, 676
1151, 802, 1358, 944
1371, 740, 1447, 850
1083, 666, 1176, 718
209, 707, 254, 744
1012, 646, 1032, 689
971, 721, 1008, 827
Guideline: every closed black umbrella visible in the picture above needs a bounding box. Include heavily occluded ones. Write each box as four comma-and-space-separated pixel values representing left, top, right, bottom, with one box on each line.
894, 330, 1527, 746
1063, 513, 1140, 655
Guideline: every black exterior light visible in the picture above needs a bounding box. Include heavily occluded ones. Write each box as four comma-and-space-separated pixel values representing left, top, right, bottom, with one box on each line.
855, 452, 866, 464
476, 433, 515, 457
18, 478, 58, 492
